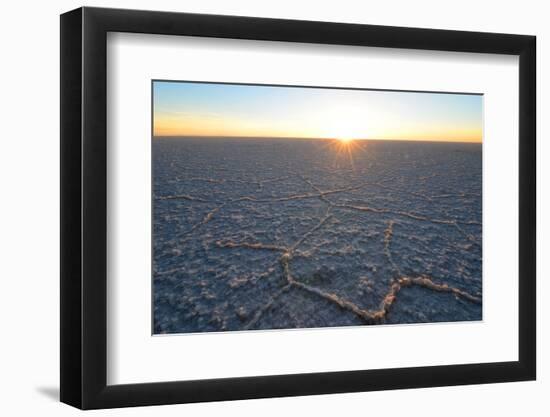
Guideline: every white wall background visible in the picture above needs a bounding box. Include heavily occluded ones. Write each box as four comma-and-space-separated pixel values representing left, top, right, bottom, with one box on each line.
0, 0, 546, 415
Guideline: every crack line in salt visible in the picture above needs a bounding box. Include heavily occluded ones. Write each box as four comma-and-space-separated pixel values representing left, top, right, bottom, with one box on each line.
384, 220, 401, 277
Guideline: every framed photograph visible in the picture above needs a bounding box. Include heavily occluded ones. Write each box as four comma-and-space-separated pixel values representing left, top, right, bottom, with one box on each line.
60, 7, 536, 409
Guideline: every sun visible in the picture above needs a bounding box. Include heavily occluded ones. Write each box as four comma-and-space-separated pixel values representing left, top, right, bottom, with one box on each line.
324, 136, 368, 171
337, 137, 353, 144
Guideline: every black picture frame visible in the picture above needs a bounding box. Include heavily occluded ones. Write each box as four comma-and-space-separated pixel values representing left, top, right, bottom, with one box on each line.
60, 6, 536, 410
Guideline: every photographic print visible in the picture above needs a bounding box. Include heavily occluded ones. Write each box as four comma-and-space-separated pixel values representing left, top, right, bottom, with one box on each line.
152, 81, 483, 335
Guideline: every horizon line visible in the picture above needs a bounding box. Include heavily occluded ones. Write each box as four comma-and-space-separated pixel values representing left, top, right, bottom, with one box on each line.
153, 135, 482, 144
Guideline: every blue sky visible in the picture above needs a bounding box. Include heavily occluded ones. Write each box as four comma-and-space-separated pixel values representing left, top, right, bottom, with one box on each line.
153, 81, 483, 142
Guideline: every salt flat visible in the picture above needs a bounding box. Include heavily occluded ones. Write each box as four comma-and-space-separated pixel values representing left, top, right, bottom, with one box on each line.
153, 137, 482, 334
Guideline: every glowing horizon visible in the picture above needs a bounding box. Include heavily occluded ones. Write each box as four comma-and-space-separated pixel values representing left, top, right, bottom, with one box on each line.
153, 81, 483, 143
